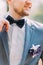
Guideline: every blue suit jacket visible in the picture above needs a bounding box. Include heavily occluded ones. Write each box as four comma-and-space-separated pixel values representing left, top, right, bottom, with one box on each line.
0, 17, 43, 65
20, 18, 43, 65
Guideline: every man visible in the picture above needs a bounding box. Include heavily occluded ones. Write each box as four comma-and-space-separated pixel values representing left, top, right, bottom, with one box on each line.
0, 0, 43, 65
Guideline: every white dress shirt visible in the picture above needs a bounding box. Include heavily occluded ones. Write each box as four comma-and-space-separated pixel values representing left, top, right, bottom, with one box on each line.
9, 23, 25, 65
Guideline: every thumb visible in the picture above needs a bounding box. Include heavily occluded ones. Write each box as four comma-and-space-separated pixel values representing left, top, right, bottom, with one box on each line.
2, 19, 10, 32
0, 18, 10, 32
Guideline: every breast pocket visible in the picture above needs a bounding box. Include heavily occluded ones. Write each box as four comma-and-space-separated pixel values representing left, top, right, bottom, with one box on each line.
24, 44, 42, 65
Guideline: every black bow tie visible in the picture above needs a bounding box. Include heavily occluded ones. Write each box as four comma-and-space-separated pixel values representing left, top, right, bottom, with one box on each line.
6, 15, 25, 28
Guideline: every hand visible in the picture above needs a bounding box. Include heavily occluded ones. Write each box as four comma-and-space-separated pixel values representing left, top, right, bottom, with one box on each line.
0, 18, 9, 32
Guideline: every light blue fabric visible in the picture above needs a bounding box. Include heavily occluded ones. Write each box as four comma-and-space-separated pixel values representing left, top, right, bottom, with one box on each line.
0, 17, 43, 65
20, 19, 43, 65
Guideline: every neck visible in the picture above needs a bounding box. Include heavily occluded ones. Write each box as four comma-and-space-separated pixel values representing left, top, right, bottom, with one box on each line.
9, 9, 23, 20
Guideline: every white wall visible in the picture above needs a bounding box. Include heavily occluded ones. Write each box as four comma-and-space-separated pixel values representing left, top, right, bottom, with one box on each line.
0, 0, 7, 18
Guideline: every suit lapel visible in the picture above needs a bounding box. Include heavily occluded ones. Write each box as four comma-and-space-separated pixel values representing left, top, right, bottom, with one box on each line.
1, 25, 13, 64
20, 22, 32, 65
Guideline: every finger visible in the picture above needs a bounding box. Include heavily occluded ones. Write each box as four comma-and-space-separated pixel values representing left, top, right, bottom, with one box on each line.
2, 19, 10, 32
0, 21, 4, 32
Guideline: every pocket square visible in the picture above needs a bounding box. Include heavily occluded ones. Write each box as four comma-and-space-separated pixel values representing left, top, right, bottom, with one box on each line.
28, 44, 41, 58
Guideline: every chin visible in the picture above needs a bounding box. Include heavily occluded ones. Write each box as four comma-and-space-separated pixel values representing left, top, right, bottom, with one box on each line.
23, 10, 30, 16
23, 12, 30, 16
